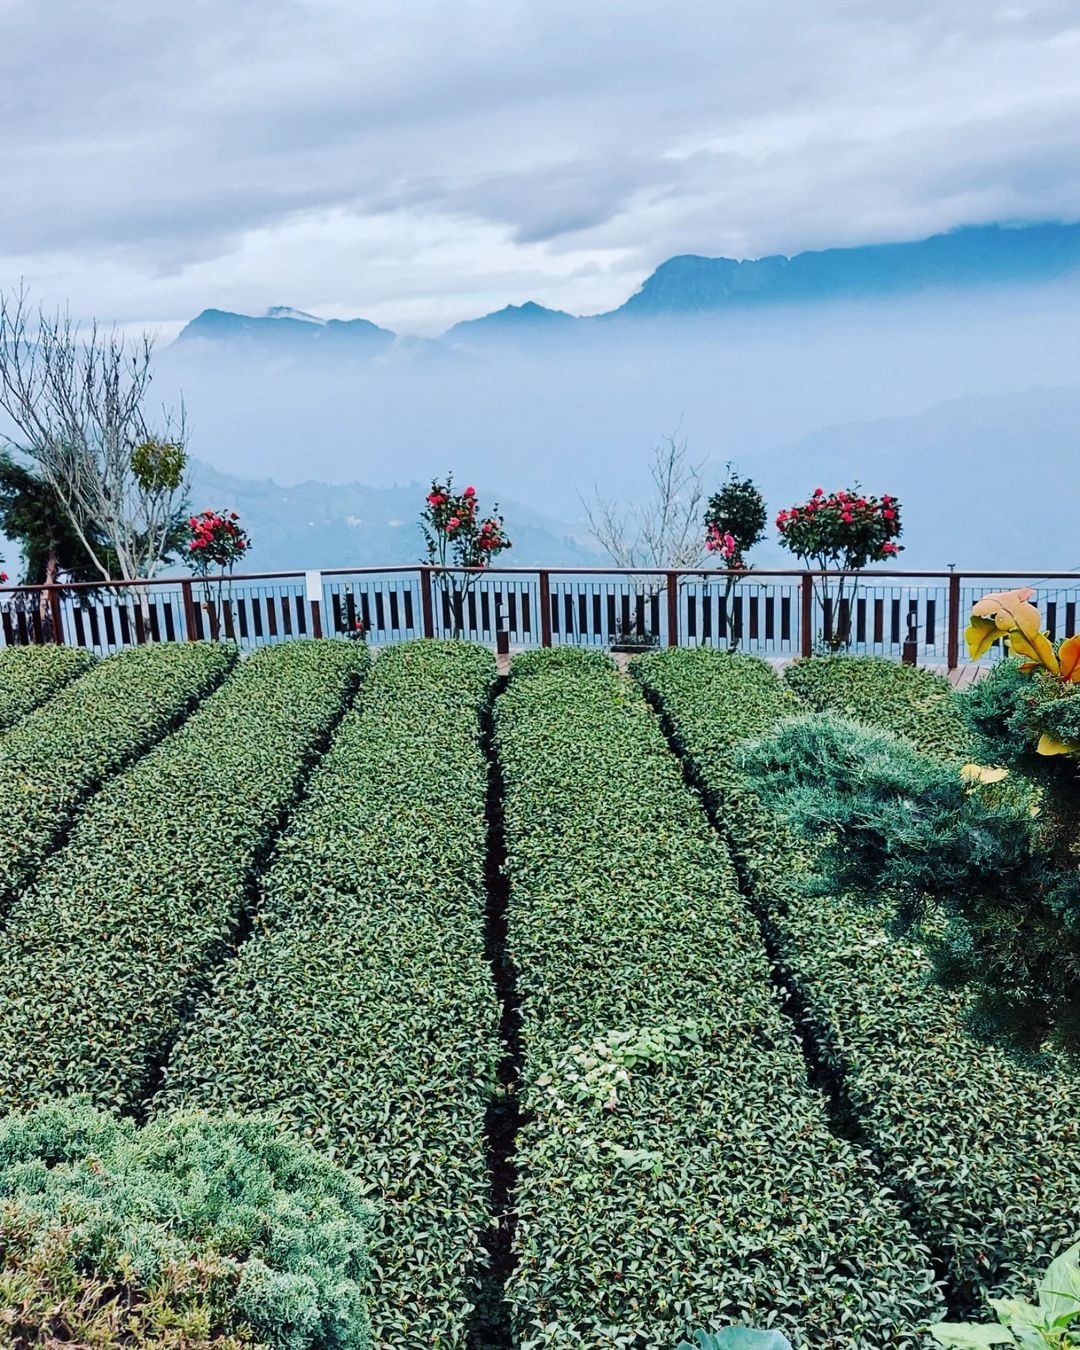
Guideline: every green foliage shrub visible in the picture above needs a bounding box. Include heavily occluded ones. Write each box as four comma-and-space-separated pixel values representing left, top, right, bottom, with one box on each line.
784, 654, 971, 760
0, 643, 94, 730
158, 641, 500, 1350
778, 655, 1080, 1051
930, 1240, 1080, 1345
508, 646, 616, 679
963, 658, 1080, 764
497, 658, 939, 1348
0, 639, 367, 1115
742, 711, 1080, 1052
0, 640, 235, 910
0, 1099, 373, 1348
631, 648, 1080, 1306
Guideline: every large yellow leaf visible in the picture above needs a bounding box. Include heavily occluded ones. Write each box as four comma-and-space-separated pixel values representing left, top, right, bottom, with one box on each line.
1008, 628, 1059, 674
1037, 733, 1078, 756
970, 587, 1040, 637
966, 615, 1004, 661
1059, 634, 1080, 683
960, 763, 1009, 784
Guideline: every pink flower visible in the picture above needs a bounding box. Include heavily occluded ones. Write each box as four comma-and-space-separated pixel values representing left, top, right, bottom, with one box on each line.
883, 508, 895, 520
464, 486, 476, 497
813, 487, 823, 496
842, 512, 853, 523
447, 516, 460, 529
882, 542, 897, 555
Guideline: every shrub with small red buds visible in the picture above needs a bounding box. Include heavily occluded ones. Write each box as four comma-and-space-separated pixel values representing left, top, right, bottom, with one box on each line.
776, 488, 903, 572
183, 510, 251, 577
776, 486, 903, 648
420, 473, 512, 636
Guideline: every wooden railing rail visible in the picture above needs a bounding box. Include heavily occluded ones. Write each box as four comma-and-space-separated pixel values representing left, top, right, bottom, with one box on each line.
1, 566, 1076, 668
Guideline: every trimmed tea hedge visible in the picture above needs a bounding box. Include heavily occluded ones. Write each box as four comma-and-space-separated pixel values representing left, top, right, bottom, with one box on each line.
157, 641, 501, 1350
0, 641, 235, 910
498, 655, 939, 1349
0, 644, 95, 730
0, 639, 367, 1115
784, 655, 970, 760
632, 648, 1080, 1307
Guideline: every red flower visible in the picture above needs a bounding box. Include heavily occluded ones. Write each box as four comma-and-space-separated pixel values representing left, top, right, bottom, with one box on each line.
0, 573, 8, 584
464, 486, 476, 497
883, 508, 895, 520
882, 542, 898, 555
447, 516, 460, 529
813, 487, 823, 497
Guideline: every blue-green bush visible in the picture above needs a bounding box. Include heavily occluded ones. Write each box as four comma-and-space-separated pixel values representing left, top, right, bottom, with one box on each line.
0, 1098, 373, 1348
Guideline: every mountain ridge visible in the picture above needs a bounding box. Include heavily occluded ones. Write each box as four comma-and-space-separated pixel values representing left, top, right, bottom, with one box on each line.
173, 219, 1080, 350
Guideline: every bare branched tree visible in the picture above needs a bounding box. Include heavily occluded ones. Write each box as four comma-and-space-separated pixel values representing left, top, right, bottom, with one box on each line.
0, 286, 189, 581
583, 429, 709, 570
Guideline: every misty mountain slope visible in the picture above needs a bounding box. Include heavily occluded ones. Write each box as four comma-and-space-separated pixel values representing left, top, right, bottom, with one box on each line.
156, 273, 1080, 510
185, 460, 600, 571
611, 222, 1080, 318
177, 307, 396, 354
749, 384, 1080, 571
445, 301, 578, 345
169, 220, 1080, 356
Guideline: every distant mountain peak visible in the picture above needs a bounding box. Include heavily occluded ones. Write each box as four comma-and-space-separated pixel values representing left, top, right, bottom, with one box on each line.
444, 300, 578, 342
175, 307, 395, 352
265, 306, 326, 324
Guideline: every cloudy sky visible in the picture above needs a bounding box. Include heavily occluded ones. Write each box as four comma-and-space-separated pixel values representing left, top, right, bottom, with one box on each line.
2, 0, 1079, 335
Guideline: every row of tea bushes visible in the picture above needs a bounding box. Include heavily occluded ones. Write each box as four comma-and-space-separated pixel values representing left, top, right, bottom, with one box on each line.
0, 639, 367, 1115
497, 649, 940, 1349
157, 641, 501, 1350
0, 641, 235, 911
783, 655, 969, 760
0, 644, 95, 730
631, 648, 1080, 1306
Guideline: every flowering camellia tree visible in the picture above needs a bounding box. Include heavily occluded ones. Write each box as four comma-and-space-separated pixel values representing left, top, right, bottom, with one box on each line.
776, 486, 902, 648
702, 467, 767, 648
183, 509, 250, 636
420, 474, 511, 636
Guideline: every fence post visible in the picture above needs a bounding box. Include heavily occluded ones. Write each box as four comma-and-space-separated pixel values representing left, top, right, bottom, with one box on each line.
947, 572, 961, 671
305, 570, 323, 639
48, 588, 64, 645
666, 572, 679, 647
181, 581, 198, 640
539, 570, 552, 648
800, 573, 814, 659
420, 567, 434, 639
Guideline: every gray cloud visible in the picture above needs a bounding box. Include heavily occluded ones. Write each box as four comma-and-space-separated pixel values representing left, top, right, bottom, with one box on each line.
1, 0, 1079, 330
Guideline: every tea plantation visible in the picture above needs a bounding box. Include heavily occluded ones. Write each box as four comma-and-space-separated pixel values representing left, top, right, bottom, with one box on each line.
0, 640, 1074, 1348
